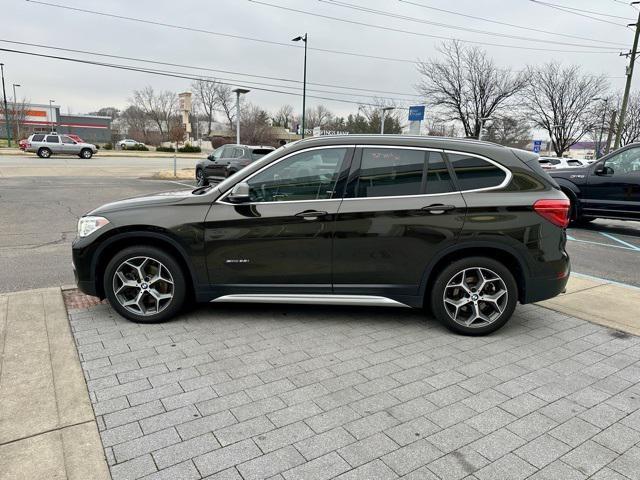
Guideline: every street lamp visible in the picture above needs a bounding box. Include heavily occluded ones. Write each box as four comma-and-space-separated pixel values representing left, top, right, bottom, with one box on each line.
49, 99, 56, 132
477, 117, 492, 141
231, 88, 250, 145
0, 63, 11, 147
292, 33, 307, 139
380, 106, 395, 134
12, 84, 20, 140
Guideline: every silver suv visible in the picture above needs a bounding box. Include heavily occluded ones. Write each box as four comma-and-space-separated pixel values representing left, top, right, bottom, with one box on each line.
26, 133, 98, 159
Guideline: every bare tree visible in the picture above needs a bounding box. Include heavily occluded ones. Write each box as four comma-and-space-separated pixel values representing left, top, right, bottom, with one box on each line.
121, 105, 149, 142
485, 116, 531, 149
214, 84, 235, 132
271, 104, 294, 129
306, 105, 334, 129
522, 63, 609, 157
0, 96, 30, 140
417, 40, 526, 138
620, 93, 640, 146
240, 102, 274, 145
131, 86, 178, 141
191, 79, 219, 135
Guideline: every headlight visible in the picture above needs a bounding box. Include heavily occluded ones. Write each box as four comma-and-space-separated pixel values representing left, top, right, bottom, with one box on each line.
77, 216, 110, 238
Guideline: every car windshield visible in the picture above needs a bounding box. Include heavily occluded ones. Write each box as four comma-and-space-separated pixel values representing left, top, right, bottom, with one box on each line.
251, 148, 275, 160
213, 143, 296, 193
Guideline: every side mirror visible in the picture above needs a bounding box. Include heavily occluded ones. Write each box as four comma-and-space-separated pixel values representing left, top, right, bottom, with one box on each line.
227, 182, 251, 203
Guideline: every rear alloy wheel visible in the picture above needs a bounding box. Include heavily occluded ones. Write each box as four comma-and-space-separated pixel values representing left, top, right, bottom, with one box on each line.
196, 168, 207, 186
80, 148, 93, 159
37, 147, 51, 158
431, 257, 517, 335
104, 246, 186, 323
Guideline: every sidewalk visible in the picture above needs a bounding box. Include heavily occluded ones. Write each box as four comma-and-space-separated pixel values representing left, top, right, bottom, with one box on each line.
539, 273, 640, 336
0, 148, 204, 159
0, 288, 109, 480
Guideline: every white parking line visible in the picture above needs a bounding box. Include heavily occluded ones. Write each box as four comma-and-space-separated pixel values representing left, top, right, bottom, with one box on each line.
600, 232, 640, 251
572, 272, 640, 291
164, 180, 195, 188
566, 234, 638, 252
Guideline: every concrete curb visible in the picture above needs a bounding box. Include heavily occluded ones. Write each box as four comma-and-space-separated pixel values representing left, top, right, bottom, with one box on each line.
0, 149, 204, 159
0, 287, 110, 479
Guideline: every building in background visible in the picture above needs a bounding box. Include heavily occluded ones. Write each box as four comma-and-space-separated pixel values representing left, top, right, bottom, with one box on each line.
0, 102, 112, 143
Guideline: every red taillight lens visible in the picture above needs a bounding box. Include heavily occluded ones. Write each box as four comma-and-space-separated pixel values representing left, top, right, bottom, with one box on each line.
533, 199, 571, 228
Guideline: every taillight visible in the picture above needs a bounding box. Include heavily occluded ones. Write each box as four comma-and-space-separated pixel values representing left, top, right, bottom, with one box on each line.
533, 199, 570, 228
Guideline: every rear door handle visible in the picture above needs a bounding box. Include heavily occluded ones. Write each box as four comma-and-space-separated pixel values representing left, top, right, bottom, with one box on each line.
295, 210, 328, 220
421, 204, 455, 214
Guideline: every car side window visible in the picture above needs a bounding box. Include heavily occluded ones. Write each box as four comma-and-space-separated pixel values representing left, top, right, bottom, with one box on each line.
32, 134, 45, 142
448, 154, 507, 191
604, 147, 640, 175
233, 147, 245, 158
45, 135, 60, 143
247, 148, 348, 202
211, 146, 224, 160
355, 148, 426, 198
61, 136, 75, 144
426, 152, 455, 194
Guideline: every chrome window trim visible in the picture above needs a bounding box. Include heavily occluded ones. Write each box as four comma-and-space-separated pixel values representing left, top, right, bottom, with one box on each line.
215, 144, 512, 206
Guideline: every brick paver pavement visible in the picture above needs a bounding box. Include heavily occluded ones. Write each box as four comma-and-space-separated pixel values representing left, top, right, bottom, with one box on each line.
67, 302, 640, 479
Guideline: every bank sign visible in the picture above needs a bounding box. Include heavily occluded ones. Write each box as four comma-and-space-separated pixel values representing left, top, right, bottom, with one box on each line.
408, 105, 425, 122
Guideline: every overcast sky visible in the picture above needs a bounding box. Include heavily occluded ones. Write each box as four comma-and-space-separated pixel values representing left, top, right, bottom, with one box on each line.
2, 0, 637, 121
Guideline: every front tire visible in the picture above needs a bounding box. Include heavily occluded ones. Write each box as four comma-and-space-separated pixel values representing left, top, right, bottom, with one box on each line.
37, 147, 51, 158
80, 148, 93, 159
103, 246, 186, 323
196, 168, 208, 186
430, 257, 518, 335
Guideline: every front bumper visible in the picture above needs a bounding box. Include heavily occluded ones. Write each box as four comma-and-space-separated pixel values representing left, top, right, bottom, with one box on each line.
72, 240, 100, 297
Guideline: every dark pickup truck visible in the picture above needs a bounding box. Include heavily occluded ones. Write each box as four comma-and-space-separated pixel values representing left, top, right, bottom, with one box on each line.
550, 143, 640, 224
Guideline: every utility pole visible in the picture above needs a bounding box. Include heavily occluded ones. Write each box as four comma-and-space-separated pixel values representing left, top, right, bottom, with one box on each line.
380, 106, 395, 134
614, 3, 640, 150
232, 88, 249, 145
0, 63, 12, 147
12, 84, 21, 141
596, 98, 608, 159
605, 110, 618, 156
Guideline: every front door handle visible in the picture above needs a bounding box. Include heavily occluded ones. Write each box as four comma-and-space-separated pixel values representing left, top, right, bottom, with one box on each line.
295, 210, 328, 220
421, 204, 455, 214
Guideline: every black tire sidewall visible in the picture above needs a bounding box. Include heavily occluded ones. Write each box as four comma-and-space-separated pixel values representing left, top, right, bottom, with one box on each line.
430, 256, 518, 336
196, 169, 206, 186
81, 149, 93, 159
103, 246, 187, 323
38, 148, 51, 158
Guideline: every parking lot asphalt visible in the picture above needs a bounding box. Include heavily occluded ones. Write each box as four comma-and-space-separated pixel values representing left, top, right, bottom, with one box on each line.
0, 176, 195, 293
68, 298, 640, 480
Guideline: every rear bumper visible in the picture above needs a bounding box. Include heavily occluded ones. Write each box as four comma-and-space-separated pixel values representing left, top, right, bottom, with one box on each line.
522, 252, 571, 304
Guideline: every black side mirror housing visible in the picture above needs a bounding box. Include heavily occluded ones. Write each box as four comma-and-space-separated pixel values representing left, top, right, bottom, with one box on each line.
227, 182, 251, 203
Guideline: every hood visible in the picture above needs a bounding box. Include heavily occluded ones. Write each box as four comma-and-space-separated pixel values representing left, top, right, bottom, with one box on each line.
90, 189, 194, 214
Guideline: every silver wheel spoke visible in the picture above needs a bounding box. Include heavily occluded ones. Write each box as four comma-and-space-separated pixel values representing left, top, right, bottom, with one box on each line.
443, 267, 508, 329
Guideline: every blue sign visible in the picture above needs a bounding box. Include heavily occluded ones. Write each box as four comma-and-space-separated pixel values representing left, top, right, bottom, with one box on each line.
408, 105, 425, 122
533, 140, 542, 153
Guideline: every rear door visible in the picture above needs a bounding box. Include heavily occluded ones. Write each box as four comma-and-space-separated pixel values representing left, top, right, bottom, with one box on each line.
332, 146, 466, 298
583, 145, 640, 219
45, 135, 62, 153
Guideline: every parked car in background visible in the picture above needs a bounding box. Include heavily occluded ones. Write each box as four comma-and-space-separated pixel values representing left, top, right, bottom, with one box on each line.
67, 134, 85, 143
550, 142, 640, 224
538, 157, 588, 170
196, 144, 276, 185
18, 138, 28, 151
25, 133, 97, 159
73, 135, 570, 335
118, 139, 145, 149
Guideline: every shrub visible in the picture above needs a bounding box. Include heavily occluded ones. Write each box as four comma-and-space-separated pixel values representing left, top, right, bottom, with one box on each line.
156, 146, 176, 152
125, 144, 149, 151
103, 143, 113, 150
177, 144, 201, 153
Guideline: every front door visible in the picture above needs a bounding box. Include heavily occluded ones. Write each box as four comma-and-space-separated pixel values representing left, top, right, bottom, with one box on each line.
205, 147, 353, 293
333, 147, 466, 298
583, 146, 640, 219
60, 135, 78, 155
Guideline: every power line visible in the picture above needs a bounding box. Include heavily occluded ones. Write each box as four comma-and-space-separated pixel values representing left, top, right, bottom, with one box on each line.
0, 38, 419, 98
23, 0, 418, 65
530, 0, 634, 20
397, 0, 628, 46
0, 47, 415, 108
528, 0, 632, 27
318, 0, 623, 49
248, 0, 619, 53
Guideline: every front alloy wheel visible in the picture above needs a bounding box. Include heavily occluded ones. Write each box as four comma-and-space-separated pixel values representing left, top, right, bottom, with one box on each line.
104, 246, 186, 323
196, 169, 207, 186
431, 257, 517, 335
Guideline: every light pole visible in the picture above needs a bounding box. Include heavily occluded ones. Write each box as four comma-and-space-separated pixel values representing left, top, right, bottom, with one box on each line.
292, 33, 307, 138
477, 117, 491, 141
231, 88, 249, 144
1, 63, 11, 147
380, 106, 395, 134
49, 99, 56, 132
12, 83, 20, 140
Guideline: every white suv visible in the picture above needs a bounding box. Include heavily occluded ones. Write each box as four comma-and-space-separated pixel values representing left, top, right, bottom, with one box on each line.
26, 133, 97, 159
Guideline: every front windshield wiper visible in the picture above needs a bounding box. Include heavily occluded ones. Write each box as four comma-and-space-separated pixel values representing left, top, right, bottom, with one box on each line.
191, 184, 213, 195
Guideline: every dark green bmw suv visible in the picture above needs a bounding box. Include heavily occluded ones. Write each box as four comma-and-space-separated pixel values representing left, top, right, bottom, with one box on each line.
72, 135, 570, 335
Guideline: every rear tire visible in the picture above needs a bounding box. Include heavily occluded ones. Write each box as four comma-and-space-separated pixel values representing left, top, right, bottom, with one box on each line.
37, 148, 51, 158
567, 195, 594, 226
430, 256, 518, 336
196, 168, 208, 186
103, 246, 186, 323
80, 148, 93, 159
